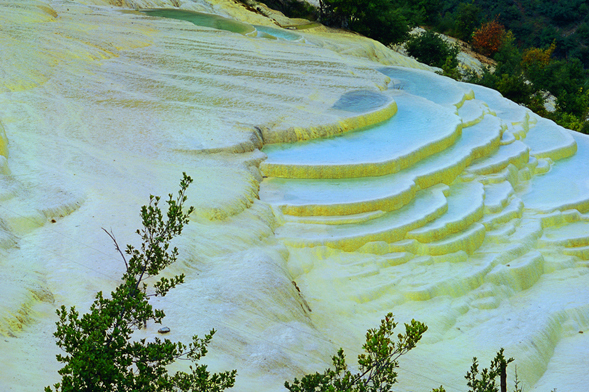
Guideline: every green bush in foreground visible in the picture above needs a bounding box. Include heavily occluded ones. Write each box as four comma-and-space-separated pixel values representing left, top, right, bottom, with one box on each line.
286, 313, 522, 392
285, 313, 428, 392
46, 173, 236, 392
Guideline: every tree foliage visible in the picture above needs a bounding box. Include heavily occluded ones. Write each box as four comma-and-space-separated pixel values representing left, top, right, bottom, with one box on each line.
453, 3, 481, 41
472, 19, 506, 57
466, 26, 589, 134
521, 41, 556, 70
284, 313, 428, 392
46, 173, 237, 392
253, 0, 318, 21
464, 29, 535, 105
284, 314, 527, 392
430, 0, 589, 65
409, 0, 442, 25
405, 30, 460, 71
318, 0, 411, 46
433, 348, 522, 392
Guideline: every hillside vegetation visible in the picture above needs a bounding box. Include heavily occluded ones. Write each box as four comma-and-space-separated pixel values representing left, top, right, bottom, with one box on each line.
259, 0, 589, 133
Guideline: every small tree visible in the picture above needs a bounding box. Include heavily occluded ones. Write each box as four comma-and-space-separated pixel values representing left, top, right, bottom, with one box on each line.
465, 348, 521, 392
284, 313, 428, 392
521, 42, 556, 70
46, 173, 237, 392
472, 19, 506, 57
433, 348, 522, 392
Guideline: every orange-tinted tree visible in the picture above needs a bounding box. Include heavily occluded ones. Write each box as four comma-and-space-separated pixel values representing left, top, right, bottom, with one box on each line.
521, 41, 556, 70
472, 19, 506, 57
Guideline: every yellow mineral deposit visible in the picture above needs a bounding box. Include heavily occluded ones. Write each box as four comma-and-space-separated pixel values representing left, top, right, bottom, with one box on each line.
0, 1, 588, 391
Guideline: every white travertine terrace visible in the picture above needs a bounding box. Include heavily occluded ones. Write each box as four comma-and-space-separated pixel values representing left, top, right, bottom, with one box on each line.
1, 1, 589, 392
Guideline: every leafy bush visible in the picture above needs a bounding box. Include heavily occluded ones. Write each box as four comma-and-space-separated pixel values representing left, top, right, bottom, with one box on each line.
405, 30, 460, 71
46, 174, 237, 392
550, 110, 589, 134
284, 313, 427, 392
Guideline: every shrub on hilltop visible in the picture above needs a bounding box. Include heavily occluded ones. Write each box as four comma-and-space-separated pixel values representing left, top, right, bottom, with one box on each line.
405, 30, 460, 75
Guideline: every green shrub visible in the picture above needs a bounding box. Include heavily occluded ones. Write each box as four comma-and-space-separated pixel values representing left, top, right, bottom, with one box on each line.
404, 30, 460, 71
495, 73, 533, 105
284, 313, 427, 392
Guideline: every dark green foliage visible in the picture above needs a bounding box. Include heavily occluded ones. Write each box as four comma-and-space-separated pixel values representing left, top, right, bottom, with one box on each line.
433, 0, 589, 62
577, 22, 589, 44
522, 55, 589, 124
350, 6, 410, 47
465, 66, 532, 106
404, 30, 460, 74
454, 9, 589, 134
318, 0, 449, 46
284, 313, 428, 392
393, 0, 442, 27
46, 174, 237, 392
530, 58, 587, 99
537, 0, 586, 26
453, 3, 481, 41
286, 0, 319, 20
319, 0, 411, 45
257, 0, 318, 20
465, 27, 589, 132
495, 73, 533, 105
423, 0, 443, 22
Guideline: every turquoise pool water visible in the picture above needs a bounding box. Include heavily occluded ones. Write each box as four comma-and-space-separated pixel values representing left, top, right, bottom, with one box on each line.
142, 9, 302, 41
253, 25, 301, 41
142, 9, 255, 35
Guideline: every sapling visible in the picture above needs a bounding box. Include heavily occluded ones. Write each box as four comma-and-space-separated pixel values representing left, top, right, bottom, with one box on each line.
284, 313, 428, 392
46, 173, 236, 392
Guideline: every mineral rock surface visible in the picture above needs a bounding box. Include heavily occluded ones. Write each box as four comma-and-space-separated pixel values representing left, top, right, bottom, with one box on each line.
1, 1, 588, 391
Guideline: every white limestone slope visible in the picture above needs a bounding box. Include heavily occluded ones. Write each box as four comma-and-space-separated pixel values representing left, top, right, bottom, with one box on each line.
260, 71, 589, 392
1, 1, 588, 392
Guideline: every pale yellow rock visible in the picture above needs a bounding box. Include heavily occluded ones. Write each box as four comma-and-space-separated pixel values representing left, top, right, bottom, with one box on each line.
2, 1, 589, 392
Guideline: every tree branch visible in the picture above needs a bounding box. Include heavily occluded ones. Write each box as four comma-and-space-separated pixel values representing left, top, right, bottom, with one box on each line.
102, 227, 128, 270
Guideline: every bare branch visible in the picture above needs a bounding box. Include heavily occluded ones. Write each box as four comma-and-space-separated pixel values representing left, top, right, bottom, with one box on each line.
102, 227, 128, 270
